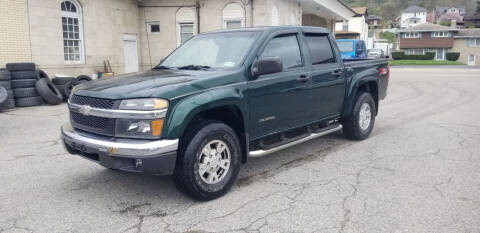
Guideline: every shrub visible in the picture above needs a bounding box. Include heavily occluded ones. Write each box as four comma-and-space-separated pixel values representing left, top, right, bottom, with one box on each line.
446, 52, 460, 61
392, 51, 404, 60
392, 51, 435, 60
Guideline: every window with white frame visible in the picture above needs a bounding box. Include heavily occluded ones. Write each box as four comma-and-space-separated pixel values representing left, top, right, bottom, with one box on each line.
179, 23, 194, 44
405, 49, 425, 55
176, 7, 196, 46
433, 31, 449, 37
61, 0, 84, 63
404, 32, 420, 38
147, 22, 160, 33
467, 38, 480, 47
222, 3, 245, 29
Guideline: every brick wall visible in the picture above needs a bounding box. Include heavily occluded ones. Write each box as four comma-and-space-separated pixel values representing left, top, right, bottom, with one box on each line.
0, 0, 32, 68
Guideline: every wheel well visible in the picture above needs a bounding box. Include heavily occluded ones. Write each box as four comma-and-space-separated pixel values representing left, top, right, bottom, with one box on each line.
183, 105, 248, 163
358, 81, 379, 115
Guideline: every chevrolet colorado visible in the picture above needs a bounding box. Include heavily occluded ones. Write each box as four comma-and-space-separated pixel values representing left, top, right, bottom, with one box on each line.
61, 26, 389, 200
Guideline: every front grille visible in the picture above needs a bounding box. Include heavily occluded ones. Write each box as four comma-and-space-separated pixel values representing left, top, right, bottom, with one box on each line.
70, 111, 116, 136
70, 95, 116, 109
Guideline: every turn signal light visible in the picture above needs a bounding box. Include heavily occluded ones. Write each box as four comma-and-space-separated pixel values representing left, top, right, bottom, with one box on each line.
152, 119, 164, 137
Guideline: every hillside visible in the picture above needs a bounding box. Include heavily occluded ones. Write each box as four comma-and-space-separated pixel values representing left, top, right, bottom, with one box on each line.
343, 0, 478, 24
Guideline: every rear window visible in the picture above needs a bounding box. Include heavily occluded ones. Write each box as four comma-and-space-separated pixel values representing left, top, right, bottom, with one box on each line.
337, 41, 354, 52
304, 34, 336, 65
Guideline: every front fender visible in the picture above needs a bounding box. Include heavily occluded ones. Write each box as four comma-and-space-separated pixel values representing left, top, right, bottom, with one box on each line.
164, 85, 247, 139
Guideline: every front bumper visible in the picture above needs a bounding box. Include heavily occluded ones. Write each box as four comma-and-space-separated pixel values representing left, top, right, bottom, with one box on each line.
61, 123, 178, 176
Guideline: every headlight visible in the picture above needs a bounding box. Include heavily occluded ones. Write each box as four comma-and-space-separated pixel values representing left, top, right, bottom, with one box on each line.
119, 98, 168, 110
115, 119, 164, 139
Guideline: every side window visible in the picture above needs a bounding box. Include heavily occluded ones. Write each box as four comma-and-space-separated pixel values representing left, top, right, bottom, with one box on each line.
260, 35, 302, 69
304, 34, 336, 65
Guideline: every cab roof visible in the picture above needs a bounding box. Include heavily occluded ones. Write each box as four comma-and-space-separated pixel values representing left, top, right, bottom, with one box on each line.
201, 26, 331, 35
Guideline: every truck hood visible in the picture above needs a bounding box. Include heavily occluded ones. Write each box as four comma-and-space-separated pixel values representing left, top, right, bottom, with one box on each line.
73, 69, 241, 100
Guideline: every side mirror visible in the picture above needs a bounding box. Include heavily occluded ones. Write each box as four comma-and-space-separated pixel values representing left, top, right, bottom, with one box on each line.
356, 48, 363, 55
252, 57, 283, 77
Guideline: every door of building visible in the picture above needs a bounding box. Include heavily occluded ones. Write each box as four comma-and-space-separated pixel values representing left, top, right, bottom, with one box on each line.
436, 48, 445, 60
468, 54, 476, 66
123, 34, 139, 73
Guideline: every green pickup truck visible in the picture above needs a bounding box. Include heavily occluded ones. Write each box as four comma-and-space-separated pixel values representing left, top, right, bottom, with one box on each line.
61, 26, 389, 200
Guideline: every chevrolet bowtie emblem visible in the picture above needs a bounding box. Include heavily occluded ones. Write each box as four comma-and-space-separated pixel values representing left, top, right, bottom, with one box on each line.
79, 105, 92, 116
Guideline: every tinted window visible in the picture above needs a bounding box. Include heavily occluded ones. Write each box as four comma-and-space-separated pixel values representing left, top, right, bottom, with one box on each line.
304, 34, 336, 65
260, 35, 302, 69
337, 41, 354, 52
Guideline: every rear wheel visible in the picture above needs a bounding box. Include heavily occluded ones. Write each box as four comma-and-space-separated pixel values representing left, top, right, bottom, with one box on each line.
342, 92, 376, 140
173, 121, 241, 201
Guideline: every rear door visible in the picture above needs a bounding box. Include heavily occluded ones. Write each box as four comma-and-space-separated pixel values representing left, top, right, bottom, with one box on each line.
303, 33, 345, 122
248, 31, 311, 140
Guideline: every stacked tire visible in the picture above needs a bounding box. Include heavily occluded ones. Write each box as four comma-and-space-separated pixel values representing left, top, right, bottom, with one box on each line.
53, 75, 91, 100
0, 69, 15, 110
7, 63, 43, 107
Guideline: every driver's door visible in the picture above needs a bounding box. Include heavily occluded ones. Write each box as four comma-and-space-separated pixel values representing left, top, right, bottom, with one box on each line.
247, 33, 311, 140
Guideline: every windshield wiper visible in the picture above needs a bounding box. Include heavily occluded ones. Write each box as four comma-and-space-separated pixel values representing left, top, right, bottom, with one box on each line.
152, 65, 172, 70
176, 65, 212, 70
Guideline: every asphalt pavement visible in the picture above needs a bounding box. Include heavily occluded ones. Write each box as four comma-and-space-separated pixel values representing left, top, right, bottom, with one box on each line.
1, 67, 479, 233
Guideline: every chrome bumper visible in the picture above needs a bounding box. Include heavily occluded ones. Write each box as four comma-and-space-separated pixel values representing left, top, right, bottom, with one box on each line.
61, 123, 178, 157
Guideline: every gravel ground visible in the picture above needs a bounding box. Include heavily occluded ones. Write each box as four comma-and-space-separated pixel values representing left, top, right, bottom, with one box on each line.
1, 67, 479, 233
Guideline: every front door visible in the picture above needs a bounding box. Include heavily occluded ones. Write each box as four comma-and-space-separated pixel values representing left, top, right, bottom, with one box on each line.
436, 48, 445, 60
468, 54, 476, 66
123, 34, 139, 73
248, 33, 311, 140
304, 33, 345, 122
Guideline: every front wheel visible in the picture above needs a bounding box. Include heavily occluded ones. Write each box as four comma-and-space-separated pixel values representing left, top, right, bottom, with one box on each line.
173, 121, 241, 201
342, 92, 376, 140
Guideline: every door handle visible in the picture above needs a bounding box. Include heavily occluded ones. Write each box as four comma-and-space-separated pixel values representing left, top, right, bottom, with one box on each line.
297, 74, 310, 82
331, 70, 343, 76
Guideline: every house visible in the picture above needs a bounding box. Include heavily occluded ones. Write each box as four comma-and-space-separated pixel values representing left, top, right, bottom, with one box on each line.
0, 0, 356, 76
334, 7, 369, 42
367, 15, 382, 29
400, 5, 428, 28
397, 23, 459, 60
451, 29, 480, 66
464, 15, 480, 28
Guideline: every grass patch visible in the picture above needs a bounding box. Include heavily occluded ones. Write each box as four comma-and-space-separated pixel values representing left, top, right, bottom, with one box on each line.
389, 60, 464, 66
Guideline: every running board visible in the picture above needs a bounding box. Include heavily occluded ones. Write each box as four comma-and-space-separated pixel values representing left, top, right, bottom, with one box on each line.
249, 124, 343, 157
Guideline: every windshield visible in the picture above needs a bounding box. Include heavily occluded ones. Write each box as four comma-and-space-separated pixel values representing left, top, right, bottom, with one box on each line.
337, 41, 354, 53
159, 31, 259, 69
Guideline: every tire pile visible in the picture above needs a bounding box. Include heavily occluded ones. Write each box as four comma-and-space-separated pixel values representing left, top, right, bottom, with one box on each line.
0, 62, 92, 110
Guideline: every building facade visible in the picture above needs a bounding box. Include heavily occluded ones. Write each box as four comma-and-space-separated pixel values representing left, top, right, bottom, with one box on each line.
397, 23, 459, 60
334, 7, 368, 42
0, 0, 355, 77
451, 29, 480, 66
400, 5, 427, 28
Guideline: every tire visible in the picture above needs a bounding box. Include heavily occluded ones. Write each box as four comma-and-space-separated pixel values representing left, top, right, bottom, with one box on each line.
76, 75, 92, 83
0, 87, 7, 106
55, 84, 67, 100
35, 78, 63, 105
13, 87, 39, 98
0, 81, 12, 90
0, 98, 15, 110
6, 63, 36, 72
173, 121, 241, 201
64, 80, 78, 99
0, 69, 10, 81
52, 77, 75, 85
10, 71, 39, 80
11, 79, 37, 88
342, 92, 376, 141
15, 96, 43, 107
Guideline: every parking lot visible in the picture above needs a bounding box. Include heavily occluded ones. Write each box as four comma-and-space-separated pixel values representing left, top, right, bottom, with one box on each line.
1, 67, 480, 233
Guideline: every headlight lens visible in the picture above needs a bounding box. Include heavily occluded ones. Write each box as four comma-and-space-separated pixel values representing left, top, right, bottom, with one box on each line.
119, 98, 168, 110
115, 119, 164, 139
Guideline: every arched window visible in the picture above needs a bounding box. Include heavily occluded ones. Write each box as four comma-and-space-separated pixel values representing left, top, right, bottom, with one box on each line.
222, 3, 245, 29
271, 5, 279, 26
61, 0, 84, 63
176, 7, 196, 47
